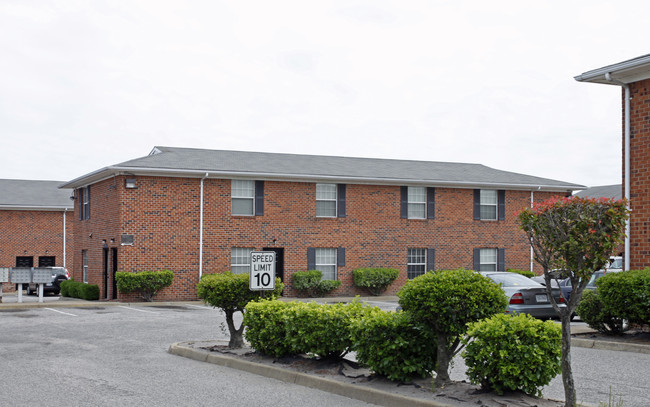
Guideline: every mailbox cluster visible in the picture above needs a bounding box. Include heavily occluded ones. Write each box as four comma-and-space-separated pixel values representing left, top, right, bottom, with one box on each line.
0, 267, 55, 303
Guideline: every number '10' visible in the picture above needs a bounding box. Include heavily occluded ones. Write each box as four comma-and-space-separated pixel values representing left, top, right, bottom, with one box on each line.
254, 273, 271, 286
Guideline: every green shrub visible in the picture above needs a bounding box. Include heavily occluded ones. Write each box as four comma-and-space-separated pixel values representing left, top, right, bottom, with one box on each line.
60, 280, 99, 301
353, 268, 400, 295
244, 299, 377, 360
198, 272, 283, 348
292, 270, 341, 297
243, 300, 295, 357
350, 310, 437, 382
398, 269, 508, 386
577, 290, 627, 334
506, 268, 535, 278
462, 313, 561, 397
597, 269, 650, 326
116, 270, 174, 302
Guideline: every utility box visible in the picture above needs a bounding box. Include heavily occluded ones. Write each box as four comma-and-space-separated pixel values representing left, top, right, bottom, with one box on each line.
10, 268, 32, 284
32, 268, 53, 284
0, 268, 9, 283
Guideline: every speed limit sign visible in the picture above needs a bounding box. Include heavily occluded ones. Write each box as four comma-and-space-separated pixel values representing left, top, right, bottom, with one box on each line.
250, 251, 276, 291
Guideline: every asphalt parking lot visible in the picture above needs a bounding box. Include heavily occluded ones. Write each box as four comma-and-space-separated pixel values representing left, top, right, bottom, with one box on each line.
1, 295, 649, 407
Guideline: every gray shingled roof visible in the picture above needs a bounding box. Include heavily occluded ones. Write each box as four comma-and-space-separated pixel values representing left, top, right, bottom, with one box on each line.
61, 146, 584, 192
0, 179, 73, 210
574, 184, 622, 200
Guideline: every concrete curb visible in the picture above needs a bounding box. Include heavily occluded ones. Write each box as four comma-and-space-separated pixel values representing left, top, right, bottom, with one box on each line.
168, 342, 452, 407
571, 337, 650, 354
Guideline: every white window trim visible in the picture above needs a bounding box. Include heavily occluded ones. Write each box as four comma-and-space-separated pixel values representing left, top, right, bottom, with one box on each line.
480, 189, 498, 221
315, 248, 337, 280
82, 250, 88, 284
479, 248, 498, 271
231, 247, 254, 274
231, 180, 255, 216
407, 248, 427, 279
408, 186, 426, 219
316, 183, 337, 217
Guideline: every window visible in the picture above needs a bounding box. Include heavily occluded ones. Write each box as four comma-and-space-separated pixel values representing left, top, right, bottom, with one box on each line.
231, 180, 255, 216
79, 186, 90, 220
474, 189, 505, 221
473, 248, 505, 271
38, 256, 55, 267
401, 186, 435, 219
316, 184, 337, 217
82, 250, 88, 283
408, 187, 426, 219
407, 248, 427, 279
315, 248, 337, 280
479, 248, 497, 271
16, 256, 33, 267
480, 190, 497, 220
231, 247, 253, 274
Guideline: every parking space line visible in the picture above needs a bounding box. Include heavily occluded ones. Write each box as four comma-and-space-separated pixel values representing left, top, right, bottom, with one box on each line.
118, 305, 160, 314
44, 308, 78, 317
184, 304, 212, 310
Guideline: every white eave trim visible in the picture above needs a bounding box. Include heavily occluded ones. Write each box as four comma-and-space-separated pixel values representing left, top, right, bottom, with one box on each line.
574, 54, 650, 85
0, 205, 72, 211
59, 165, 584, 193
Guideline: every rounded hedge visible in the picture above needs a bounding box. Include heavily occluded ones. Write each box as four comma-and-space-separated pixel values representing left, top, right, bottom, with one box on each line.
350, 310, 436, 382
462, 313, 562, 397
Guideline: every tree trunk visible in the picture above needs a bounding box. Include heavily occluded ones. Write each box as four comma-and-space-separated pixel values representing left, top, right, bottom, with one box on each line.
434, 333, 451, 387
225, 310, 244, 348
560, 315, 576, 407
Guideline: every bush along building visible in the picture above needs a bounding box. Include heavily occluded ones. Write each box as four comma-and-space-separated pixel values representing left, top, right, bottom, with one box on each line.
0, 179, 74, 293
59, 147, 583, 301
575, 54, 650, 270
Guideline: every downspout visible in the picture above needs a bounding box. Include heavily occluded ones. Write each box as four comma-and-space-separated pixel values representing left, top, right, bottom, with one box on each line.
63, 209, 67, 268
199, 173, 208, 279
530, 190, 534, 272
605, 73, 631, 270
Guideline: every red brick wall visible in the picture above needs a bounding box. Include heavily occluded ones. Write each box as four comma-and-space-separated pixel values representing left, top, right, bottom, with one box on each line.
0, 209, 74, 292
626, 78, 650, 268
75, 175, 557, 301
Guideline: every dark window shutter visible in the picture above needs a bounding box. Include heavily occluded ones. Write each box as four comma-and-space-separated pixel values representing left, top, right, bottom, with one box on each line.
307, 248, 316, 270
498, 248, 506, 271
337, 247, 345, 267
255, 181, 264, 216
473, 248, 481, 271
427, 248, 435, 272
86, 186, 90, 219
473, 189, 480, 220
498, 190, 506, 221
78, 189, 83, 220
427, 187, 435, 219
337, 184, 346, 218
400, 186, 408, 219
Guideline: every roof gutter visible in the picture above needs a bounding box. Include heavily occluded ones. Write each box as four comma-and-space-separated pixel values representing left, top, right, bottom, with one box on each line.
605, 72, 631, 271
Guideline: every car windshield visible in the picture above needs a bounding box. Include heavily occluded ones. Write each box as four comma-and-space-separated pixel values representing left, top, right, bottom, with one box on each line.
609, 258, 623, 269
587, 272, 605, 288
486, 273, 542, 287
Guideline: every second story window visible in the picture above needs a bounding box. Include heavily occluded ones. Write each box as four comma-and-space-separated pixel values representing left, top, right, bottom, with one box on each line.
316, 184, 337, 217
474, 189, 505, 221
408, 187, 426, 219
79, 186, 90, 220
231, 180, 255, 216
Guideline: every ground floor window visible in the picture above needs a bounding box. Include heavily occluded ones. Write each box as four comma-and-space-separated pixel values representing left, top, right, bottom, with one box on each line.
231, 247, 253, 274
478, 248, 498, 271
82, 250, 88, 283
407, 248, 427, 279
315, 248, 337, 280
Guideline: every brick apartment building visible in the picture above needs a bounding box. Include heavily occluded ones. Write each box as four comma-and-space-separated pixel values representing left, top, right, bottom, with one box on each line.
575, 54, 650, 270
0, 179, 74, 291
58, 147, 582, 301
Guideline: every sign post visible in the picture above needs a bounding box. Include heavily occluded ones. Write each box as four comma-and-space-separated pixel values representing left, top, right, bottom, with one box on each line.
250, 251, 276, 292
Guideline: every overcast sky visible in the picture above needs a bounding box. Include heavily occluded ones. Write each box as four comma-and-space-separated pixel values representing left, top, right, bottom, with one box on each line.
1, 1, 648, 188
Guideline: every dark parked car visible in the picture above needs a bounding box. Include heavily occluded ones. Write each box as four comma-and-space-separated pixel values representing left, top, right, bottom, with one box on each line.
26, 267, 70, 295
481, 272, 566, 319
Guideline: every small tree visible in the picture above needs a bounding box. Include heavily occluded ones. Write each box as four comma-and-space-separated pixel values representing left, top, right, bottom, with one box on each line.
115, 270, 174, 302
197, 272, 283, 348
518, 196, 628, 407
397, 269, 507, 387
